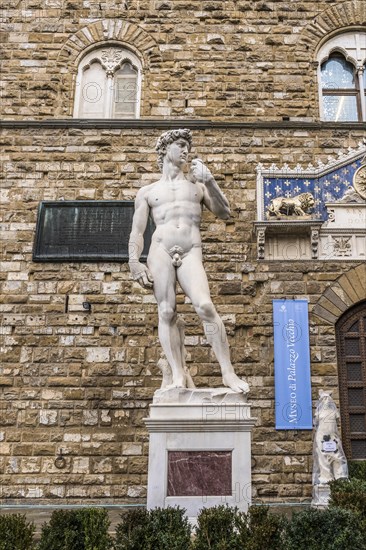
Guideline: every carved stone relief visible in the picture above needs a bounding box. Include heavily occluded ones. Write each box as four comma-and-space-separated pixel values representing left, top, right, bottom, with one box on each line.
256, 142, 366, 261
332, 236, 352, 257
266, 192, 315, 219
257, 229, 266, 260
100, 48, 125, 76
354, 161, 366, 199
311, 228, 320, 260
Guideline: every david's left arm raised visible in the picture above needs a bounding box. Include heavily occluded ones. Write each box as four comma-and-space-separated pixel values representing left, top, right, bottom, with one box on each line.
190, 158, 231, 220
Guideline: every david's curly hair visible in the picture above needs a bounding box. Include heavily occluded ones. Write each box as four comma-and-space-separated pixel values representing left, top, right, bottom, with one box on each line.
155, 129, 192, 171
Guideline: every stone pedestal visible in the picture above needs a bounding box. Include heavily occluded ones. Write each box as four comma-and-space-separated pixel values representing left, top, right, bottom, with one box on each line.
312, 484, 330, 508
144, 388, 256, 519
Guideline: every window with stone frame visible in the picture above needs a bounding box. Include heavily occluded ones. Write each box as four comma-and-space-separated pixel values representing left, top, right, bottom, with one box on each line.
317, 31, 366, 122
73, 46, 142, 119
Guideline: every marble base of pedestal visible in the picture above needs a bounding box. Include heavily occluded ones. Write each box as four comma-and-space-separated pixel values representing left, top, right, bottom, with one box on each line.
312, 484, 330, 508
144, 388, 256, 520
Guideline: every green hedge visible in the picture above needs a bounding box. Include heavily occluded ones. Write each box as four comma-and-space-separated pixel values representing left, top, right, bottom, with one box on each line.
38, 508, 114, 550
192, 505, 366, 550
348, 460, 366, 480
0, 514, 36, 550
330, 477, 366, 517
330, 477, 366, 539
192, 504, 241, 549
238, 505, 286, 550
115, 506, 191, 550
192, 504, 285, 550
283, 507, 365, 550
1, 502, 365, 550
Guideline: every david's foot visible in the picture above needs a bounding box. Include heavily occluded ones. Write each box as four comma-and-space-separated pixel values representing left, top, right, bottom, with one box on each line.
185, 368, 196, 389
223, 373, 250, 394
166, 373, 187, 390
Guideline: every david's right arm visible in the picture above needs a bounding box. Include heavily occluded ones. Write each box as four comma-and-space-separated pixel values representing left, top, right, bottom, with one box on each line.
128, 190, 154, 289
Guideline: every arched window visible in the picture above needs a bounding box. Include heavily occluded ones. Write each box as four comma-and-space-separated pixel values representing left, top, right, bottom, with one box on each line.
336, 301, 366, 460
73, 46, 142, 119
321, 55, 359, 121
317, 31, 366, 122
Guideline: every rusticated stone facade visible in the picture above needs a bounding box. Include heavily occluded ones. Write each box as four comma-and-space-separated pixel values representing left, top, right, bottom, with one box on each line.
2, 1, 365, 120
1, 0, 365, 506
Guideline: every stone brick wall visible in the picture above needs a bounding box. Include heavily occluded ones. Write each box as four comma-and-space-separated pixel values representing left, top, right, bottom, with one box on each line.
2, 0, 364, 120
1, 0, 365, 504
1, 123, 365, 502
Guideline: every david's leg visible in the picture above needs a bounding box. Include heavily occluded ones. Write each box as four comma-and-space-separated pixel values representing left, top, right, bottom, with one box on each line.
178, 250, 249, 393
177, 317, 195, 389
199, 303, 249, 393
157, 301, 186, 387
148, 246, 186, 388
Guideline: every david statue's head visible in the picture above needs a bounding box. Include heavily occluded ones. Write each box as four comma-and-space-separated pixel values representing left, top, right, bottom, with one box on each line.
156, 129, 193, 172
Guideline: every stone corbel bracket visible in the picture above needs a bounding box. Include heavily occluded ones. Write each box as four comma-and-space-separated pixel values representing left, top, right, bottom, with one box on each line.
253, 220, 323, 261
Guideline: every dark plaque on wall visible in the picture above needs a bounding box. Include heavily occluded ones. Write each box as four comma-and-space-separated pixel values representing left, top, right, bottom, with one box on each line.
33, 201, 154, 262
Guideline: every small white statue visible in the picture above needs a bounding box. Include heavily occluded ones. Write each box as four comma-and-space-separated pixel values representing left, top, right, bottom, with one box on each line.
313, 390, 348, 486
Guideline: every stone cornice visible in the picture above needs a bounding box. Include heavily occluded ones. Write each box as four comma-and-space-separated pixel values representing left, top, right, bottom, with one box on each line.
1, 119, 365, 130
144, 419, 257, 432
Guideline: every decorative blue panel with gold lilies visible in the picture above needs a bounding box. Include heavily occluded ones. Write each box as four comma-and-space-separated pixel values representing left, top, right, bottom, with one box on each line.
256, 144, 366, 222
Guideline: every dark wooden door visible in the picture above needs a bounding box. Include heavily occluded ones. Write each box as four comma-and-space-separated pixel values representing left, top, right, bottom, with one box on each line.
336, 301, 366, 459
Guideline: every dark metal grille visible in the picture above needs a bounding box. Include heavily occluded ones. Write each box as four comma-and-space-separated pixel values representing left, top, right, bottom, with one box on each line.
348, 388, 365, 407
346, 363, 363, 381
349, 320, 359, 332
336, 300, 366, 460
351, 440, 366, 459
345, 338, 360, 356
350, 414, 366, 433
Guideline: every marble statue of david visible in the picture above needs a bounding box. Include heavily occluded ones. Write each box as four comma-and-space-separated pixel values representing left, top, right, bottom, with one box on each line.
128, 129, 249, 394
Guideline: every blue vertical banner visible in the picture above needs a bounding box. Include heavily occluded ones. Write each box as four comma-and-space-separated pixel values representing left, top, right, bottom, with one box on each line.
273, 299, 312, 430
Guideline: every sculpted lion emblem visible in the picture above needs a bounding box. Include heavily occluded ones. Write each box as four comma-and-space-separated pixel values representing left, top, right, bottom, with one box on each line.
267, 192, 315, 218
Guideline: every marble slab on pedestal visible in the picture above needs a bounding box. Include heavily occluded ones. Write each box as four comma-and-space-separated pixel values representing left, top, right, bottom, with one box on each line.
144, 387, 256, 520
167, 450, 232, 497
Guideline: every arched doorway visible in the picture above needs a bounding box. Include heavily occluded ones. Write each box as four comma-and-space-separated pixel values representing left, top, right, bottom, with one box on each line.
336, 300, 366, 460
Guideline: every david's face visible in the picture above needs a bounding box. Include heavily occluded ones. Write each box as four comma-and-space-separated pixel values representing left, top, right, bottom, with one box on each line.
165, 138, 189, 167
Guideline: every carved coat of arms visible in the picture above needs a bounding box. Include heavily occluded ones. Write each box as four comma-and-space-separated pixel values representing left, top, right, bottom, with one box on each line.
353, 162, 366, 200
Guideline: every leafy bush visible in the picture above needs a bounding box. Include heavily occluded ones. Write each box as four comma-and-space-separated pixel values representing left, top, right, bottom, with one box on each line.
38, 508, 113, 550
348, 460, 366, 480
114, 509, 148, 550
115, 506, 191, 550
38, 510, 83, 550
115, 504, 365, 550
238, 505, 286, 550
79, 508, 114, 550
283, 506, 366, 550
0, 514, 36, 550
330, 477, 366, 537
192, 505, 286, 550
192, 505, 241, 550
